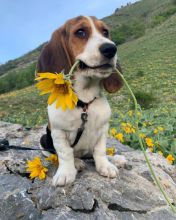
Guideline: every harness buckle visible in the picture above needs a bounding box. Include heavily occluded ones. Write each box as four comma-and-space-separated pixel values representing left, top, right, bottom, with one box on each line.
81, 112, 88, 122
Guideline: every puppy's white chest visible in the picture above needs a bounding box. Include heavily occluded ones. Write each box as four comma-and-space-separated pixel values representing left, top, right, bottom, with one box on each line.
70, 97, 111, 155
48, 96, 111, 157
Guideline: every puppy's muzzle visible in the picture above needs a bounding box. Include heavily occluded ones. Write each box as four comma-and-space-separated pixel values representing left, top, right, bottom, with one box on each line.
99, 43, 117, 59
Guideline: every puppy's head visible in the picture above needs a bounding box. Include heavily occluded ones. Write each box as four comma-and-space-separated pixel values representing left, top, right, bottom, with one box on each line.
37, 16, 123, 93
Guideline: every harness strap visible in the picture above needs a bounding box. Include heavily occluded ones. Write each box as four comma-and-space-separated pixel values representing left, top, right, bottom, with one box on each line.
71, 111, 88, 148
70, 97, 96, 148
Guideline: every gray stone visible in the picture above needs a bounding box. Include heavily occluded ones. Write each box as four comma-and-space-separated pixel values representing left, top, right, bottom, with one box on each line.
0, 121, 176, 220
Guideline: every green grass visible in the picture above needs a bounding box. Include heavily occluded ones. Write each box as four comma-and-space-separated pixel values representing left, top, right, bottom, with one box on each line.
0, 86, 47, 127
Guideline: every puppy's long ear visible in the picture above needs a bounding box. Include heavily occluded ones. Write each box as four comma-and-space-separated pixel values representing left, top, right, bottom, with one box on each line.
103, 62, 123, 93
36, 25, 73, 74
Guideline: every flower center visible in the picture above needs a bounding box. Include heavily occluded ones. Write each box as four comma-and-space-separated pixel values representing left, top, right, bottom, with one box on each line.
57, 84, 69, 94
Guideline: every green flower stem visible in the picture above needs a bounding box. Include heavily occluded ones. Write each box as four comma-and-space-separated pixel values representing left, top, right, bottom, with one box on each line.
115, 68, 176, 213
67, 60, 80, 79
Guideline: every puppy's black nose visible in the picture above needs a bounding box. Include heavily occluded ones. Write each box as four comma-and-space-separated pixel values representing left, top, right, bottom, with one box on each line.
99, 43, 117, 59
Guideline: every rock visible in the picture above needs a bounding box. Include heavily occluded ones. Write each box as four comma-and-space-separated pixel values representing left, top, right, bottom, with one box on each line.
0, 121, 176, 220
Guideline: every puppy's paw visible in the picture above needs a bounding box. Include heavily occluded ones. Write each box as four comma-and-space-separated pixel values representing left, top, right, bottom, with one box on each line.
74, 158, 85, 172
52, 166, 77, 186
113, 155, 127, 168
96, 161, 119, 178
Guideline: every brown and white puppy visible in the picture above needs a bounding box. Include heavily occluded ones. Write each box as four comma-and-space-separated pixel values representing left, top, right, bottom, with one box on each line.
37, 16, 126, 186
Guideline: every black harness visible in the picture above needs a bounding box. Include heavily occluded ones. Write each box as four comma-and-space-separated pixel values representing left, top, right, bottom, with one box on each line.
0, 98, 96, 153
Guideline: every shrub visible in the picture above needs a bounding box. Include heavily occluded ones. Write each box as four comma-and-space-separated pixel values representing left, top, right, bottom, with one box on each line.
136, 70, 144, 77
151, 6, 176, 27
111, 21, 145, 45
0, 63, 36, 94
133, 91, 156, 109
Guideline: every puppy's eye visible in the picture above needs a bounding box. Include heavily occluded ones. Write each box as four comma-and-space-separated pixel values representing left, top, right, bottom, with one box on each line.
75, 29, 86, 38
102, 29, 109, 38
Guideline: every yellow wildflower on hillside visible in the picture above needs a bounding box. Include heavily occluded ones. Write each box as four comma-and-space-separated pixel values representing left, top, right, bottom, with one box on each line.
139, 133, 146, 138
137, 111, 142, 116
35, 72, 78, 111
115, 133, 124, 142
106, 147, 116, 156
153, 129, 158, 134
110, 128, 117, 136
128, 110, 133, 116
166, 154, 175, 165
121, 122, 127, 127
121, 122, 135, 134
158, 151, 163, 156
145, 137, 154, 148
124, 126, 132, 134
158, 126, 164, 132
46, 154, 59, 166
26, 157, 48, 180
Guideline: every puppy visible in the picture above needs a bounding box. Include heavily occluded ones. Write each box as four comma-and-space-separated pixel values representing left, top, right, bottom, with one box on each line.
37, 16, 125, 186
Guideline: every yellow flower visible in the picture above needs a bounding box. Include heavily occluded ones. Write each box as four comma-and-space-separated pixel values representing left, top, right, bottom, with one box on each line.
124, 126, 131, 134
158, 151, 163, 156
26, 157, 48, 180
131, 128, 136, 133
126, 123, 132, 127
139, 133, 146, 138
153, 129, 158, 134
158, 126, 164, 132
137, 111, 142, 116
35, 72, 78, 111
145, 138, 154, 148
106, 147, 116, 156
128, 110, 133, 116
121, 122, 127, 127
46, 154, 59, 166
166, 154, 175, 165
148, 148, 153, 152
123, 123, 135, 134
110, 128, 117, 136
143, 122, 147, 127
115, 133, 124, 142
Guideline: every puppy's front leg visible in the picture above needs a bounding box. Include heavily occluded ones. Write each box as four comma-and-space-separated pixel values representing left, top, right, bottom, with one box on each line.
51, 129, 77, 186
93, 126, 119, 178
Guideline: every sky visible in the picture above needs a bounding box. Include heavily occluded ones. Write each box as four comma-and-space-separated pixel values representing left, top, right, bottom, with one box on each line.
0, 0, 138, 64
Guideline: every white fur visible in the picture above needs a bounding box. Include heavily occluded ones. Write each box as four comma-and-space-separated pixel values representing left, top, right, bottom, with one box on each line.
48, 16, 122, 186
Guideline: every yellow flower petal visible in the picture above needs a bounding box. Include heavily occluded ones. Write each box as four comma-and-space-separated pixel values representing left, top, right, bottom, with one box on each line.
26, 157, 48, 180
115, 133, 124, 142
35, 72, 78, 111
48, 88, 60, 105
35, 72, 58, 80
106, 147, 116, 156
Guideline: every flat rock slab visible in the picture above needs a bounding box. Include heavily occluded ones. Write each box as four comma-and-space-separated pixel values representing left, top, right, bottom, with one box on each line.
0, 121, 176, 220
